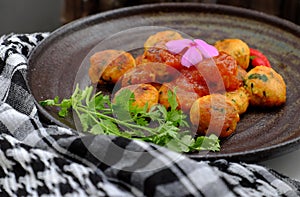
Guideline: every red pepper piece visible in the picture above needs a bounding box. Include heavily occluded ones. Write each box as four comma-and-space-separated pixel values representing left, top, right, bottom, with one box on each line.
250, 48, 271, 68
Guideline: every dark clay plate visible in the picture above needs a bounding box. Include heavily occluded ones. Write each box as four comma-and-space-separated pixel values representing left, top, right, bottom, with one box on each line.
27, 3, 300, 162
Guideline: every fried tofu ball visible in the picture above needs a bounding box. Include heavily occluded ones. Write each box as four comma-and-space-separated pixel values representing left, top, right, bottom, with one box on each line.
142, 46, 183, 70
158, 82, 200, 113
121, 62, 178, 87
89, 50, 135, 84
144, 30, 183, 50
196, 52, 242, 92
142, 31, 184, 70
237, 65, 247, 84
158, 65, 210, 113
190, 94, 240, 138
114, 84, 159, 111
135, 54, 149, 66
244, 66, 286, 107
158, 84, 173, 109
226, 87, 249, 114
214, 39, 250, 70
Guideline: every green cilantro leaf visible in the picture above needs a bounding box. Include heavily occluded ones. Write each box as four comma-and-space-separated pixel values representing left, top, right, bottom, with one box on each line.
40, 85, 221, 153
189, 134, 221, 152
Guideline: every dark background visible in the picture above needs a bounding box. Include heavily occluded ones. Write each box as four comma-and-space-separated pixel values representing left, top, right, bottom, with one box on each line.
62, 0, 300, 25
0, 0, 299, 36
0, 1, 62, 35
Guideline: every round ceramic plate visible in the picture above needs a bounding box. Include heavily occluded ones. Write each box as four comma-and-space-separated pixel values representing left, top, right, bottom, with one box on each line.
27, 3, 300, 162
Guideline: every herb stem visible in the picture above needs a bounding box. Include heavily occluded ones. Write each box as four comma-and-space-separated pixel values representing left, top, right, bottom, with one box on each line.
75, 105, 158, 135
40, 85, 220, 152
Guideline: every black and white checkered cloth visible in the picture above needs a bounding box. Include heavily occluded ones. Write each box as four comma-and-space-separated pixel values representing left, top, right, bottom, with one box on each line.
0, 33, 299, 197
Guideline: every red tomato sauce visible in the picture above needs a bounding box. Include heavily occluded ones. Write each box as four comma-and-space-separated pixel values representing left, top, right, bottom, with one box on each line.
143, 47, 241, 93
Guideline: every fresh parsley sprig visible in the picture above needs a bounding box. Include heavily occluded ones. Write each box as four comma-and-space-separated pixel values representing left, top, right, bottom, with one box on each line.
40, 84, 220, 152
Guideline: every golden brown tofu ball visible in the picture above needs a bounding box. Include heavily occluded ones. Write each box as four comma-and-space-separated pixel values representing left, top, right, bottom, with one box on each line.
135, 54, 149, 66
144, 30, 183, 50
141, 31, 184, 70
237, 65, 247, 84
244, 66, 286, 107
120, 62, 178, 87
88, 50, 135, 84
158, 82, 200, 113
226, 87, 249, 115
214, 39, 250, 70
197, 51, 241, 92
158, 84, 172, 109
114, 84, 159, 111
190, 94, 240, 138
158, 65, 213, 113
